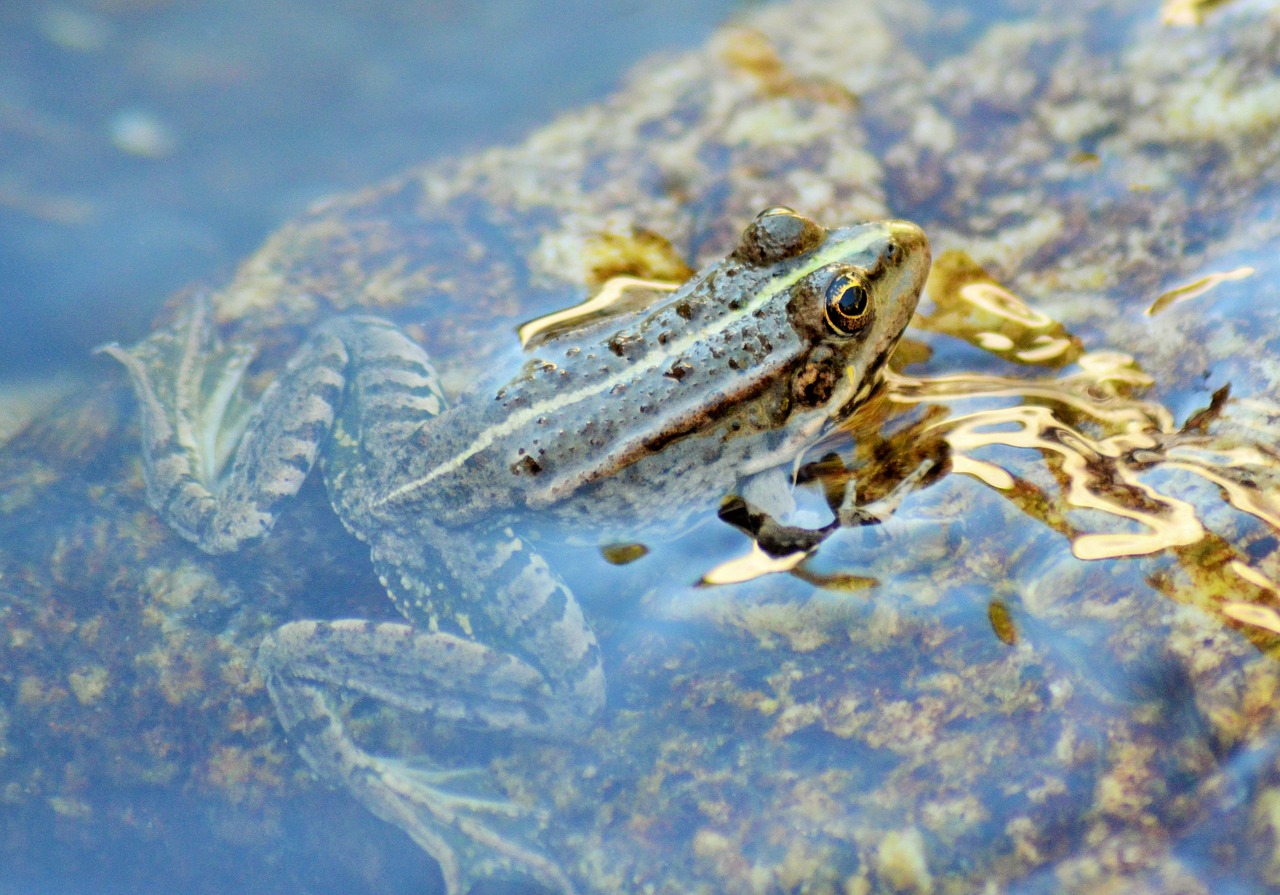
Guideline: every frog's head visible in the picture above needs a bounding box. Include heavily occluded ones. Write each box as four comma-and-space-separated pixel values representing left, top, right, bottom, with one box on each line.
730, 207, 930, 423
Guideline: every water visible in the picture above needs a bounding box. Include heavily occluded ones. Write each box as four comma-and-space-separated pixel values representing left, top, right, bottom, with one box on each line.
3, 0, 1280, 893
0, 0, 742, 377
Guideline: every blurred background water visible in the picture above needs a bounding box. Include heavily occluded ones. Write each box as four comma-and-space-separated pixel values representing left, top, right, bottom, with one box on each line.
0, 0, 744, 380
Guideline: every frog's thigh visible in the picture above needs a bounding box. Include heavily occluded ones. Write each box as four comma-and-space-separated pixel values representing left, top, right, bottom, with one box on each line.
259, 619, 569, 735
364, 526, 606, 725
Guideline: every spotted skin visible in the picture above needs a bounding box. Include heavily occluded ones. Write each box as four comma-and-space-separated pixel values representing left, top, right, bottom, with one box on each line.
104, 210, 930, 895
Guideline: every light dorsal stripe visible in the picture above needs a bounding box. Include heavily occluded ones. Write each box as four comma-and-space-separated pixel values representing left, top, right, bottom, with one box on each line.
375, 226, 886, 507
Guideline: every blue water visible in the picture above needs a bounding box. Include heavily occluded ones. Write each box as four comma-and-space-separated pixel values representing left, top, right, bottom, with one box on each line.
0, 0, 742, 377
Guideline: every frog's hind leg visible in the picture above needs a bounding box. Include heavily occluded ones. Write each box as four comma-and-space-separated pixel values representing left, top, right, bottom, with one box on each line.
258, 618, 586, 895
257, 522, 602, 894
100, 305, 439, 555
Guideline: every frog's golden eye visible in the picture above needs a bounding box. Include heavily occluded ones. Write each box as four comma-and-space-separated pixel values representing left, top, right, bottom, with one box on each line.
824, 269, 874, 336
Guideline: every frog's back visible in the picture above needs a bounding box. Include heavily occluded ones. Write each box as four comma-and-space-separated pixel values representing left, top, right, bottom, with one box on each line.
384, 255, 794, 521
368, 214, 928, 535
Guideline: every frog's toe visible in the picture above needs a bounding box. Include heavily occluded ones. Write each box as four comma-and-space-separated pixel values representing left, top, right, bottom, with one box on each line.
368, 756, 577, 895
383, 758, 550, 823
98, 296, 257, 496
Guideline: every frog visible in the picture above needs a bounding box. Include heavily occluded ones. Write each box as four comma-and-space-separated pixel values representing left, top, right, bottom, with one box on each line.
101, 207, 930, 895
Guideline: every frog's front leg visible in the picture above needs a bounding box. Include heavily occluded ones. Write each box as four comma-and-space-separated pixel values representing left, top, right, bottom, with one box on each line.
723, 459, 940, 558
259, 525, 604, 895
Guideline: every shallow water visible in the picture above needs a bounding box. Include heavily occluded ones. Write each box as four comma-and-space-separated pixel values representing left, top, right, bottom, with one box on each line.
3, 1, 1280, 894
0, 0, 742, 378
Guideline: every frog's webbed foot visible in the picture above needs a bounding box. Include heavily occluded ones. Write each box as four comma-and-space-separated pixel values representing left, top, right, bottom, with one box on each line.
259, 619, 591, 895
98, 296, 263, 549
100, 302, 438, 555
99, 296, 350, 552
379, 761, 549, 824
370, 757, 576, 895
834, 457, 938, 529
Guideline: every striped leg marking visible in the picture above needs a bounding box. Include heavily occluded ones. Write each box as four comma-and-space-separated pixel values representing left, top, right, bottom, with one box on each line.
102, 303, 444, 554
259, 619, 587, 895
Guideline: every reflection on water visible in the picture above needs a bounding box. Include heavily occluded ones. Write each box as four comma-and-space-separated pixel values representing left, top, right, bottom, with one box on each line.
891, 251, 1280, 640
1161, 0, 1239, 27
1146, 265, 1256, 316
916, 250, 1083, 368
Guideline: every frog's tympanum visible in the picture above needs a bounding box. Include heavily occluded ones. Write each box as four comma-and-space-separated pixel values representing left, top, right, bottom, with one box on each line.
104, 209, 930, 894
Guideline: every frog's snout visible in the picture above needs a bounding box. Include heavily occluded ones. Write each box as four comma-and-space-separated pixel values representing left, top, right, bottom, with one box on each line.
885, 219, 930, 262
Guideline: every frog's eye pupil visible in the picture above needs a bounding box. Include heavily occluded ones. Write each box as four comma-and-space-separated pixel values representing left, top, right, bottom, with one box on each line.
836, 283, 868, 317
824, 271, 873, 336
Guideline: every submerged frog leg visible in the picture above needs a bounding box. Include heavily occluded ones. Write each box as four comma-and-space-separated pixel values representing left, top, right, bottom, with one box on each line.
835, 457, 938, 528
258, 526, 603, 895
722, 459, 939, 558
101, 306, 442, 554
271, 317, 601, 895
259, 621, 581, 895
